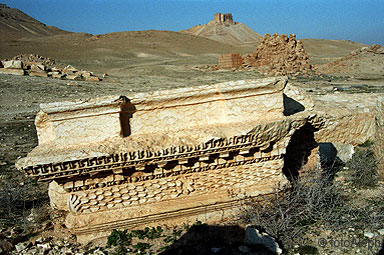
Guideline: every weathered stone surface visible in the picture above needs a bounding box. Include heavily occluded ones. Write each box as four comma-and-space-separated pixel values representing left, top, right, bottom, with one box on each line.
2, 59, 23, 69
29, 71, 48, 77
216, 33, 312, 75
86, 76, 101, 82
17, 77, 311, 243
0, 68, 24, 75
30, 63, 45, 71
218, 54, 243, 69
66, 74, 82, 80
375, 96, 384, 179
17, 76, 380, 244
63, 65, 79, 74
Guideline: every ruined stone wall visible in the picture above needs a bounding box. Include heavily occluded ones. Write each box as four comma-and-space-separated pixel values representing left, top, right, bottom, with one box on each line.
218, 53, 243, 69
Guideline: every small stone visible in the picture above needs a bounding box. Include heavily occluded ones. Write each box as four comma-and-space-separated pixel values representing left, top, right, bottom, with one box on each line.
364, 231, 374, 238
15, 241, 29, 252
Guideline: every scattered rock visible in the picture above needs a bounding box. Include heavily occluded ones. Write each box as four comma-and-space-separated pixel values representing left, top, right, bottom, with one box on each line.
244, 226, 283, 255
15, 241, 30, 252
1, 54, 102, 81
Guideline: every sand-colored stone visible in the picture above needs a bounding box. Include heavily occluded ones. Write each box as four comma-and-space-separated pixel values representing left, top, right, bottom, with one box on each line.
16, 76, 383, 244
375, 96, 384, 179
0, 68, 24, 75
29, 70, 48, 77
2, 59, 23, 69
18, 77, 314, 243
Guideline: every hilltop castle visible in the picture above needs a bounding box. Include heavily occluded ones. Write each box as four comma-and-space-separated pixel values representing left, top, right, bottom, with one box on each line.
213, 13, 235, 24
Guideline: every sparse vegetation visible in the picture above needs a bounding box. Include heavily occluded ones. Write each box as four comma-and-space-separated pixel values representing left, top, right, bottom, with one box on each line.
346, 142, 378, 187
241, 167, 345, 248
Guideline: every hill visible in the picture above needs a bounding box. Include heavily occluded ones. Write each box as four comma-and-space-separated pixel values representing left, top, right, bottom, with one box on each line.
0, 3, 70, 41
180, 13, 262, 45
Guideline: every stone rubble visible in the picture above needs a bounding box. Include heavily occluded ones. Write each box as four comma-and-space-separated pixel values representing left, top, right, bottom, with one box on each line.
217, 33, 312, 76
0, 54, 102, 82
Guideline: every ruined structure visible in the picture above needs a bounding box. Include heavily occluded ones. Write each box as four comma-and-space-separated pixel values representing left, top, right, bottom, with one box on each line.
16, 77, 381, 243
218, 53, 243, 69
17, 77, 317, 243
217, 34, 312, 75
213, 13, 234, 25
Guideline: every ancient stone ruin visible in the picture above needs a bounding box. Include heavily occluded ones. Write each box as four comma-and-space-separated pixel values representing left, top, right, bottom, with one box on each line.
218, 34, 312, 76
0, 54, 101, 81
218, 53, 243, 69
16, 77, 381, 243
212, 13, 235, 25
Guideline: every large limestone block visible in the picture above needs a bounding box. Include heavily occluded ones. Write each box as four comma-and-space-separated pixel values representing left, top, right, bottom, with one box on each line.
17, 77, 318, 244
0, 68, 25, 75
2, 60, 23, 69
375, 96, 384, 179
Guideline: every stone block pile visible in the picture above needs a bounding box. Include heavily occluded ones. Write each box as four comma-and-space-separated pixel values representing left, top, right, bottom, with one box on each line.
0, 54, 101, 81
217, 34, 312, 76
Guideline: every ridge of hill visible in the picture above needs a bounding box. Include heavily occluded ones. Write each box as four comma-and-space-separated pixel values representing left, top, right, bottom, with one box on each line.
180, 13, 262, 45
0, 4, 70, 41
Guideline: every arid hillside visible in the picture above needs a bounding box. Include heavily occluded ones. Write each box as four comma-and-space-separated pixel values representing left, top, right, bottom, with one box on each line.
180, 13, 263, 45
0, 4, 69, 41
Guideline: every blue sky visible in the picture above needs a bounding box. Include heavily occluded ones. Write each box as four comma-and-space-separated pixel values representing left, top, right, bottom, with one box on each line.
2, 0, 383, 45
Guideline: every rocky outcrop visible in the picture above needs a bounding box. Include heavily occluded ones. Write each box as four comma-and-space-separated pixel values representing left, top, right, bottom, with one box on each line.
316, 44, 384, 75
0, 54, 101, 81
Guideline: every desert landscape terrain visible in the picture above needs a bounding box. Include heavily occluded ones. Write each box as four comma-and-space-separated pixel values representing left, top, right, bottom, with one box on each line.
0, 4, 384, 255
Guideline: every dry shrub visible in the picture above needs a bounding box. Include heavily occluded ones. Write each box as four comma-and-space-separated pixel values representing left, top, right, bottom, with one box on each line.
240, 167, 345, 248
347, 144, 377, 187
0, 175, 48, 230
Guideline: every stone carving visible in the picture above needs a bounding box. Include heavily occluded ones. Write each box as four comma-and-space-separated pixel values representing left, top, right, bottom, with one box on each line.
18, 77, 310, 243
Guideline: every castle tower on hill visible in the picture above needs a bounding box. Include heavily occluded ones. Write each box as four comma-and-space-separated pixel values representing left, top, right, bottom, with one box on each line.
213, 13, 234, 24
